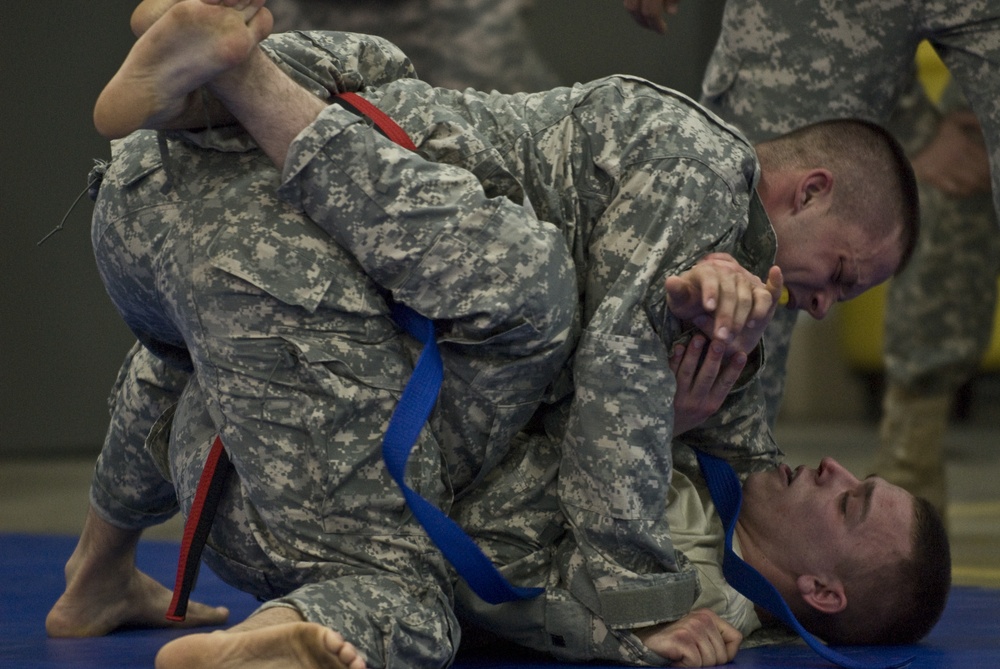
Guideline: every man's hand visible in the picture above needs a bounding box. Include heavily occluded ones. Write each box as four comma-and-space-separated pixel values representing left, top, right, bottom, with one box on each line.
670, 334, 746, 437
622, 0, 682, 34
912, 109, 991, 199
634, 609, 742, 667
665, 253, 782, 356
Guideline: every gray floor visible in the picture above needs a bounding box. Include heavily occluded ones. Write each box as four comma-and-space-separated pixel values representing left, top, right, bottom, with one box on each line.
2, 419, 998, 588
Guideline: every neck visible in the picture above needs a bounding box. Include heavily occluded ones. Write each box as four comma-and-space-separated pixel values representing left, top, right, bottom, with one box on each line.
734, 519, 794, 612
735, 519, 823, 629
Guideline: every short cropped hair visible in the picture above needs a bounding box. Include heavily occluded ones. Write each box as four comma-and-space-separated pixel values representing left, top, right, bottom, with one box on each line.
756, 119, 920, 275
802, 495, 951, 646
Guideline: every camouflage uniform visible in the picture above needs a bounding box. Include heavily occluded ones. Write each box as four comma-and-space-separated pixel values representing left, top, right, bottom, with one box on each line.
872, 79, 1000, 510
883, 81, 1000, 399
451, 433, 765, 665
89, 31, 780, 668
267, 0, 558, 92
699, 0, 1000, 423
91, 33, 573, 669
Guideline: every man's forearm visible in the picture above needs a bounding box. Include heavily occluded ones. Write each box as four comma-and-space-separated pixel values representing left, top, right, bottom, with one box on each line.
208, 45, 327, 170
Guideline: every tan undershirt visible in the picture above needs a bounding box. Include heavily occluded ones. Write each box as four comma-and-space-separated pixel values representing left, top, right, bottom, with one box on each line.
666, 468, 762, 636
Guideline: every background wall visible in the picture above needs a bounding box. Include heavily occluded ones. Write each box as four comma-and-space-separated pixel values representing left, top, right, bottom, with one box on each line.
5, 0, 842, 458
526, 1, 725, 101
3, 5, 139, 456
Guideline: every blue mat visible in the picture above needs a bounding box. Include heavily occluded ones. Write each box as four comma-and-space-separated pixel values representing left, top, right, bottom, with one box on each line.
2, 533, 997, 668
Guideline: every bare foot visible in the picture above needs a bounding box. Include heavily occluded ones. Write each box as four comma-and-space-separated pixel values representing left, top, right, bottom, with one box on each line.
46, 509, 228, 637
132, 0, 267, 37
93, 0, 272, 138
155, 623, 367, 669
46, 567, 229, 636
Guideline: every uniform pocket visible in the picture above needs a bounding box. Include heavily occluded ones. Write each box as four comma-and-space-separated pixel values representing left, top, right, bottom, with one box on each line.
208, 215, 352, 315
700, 47, 741, 106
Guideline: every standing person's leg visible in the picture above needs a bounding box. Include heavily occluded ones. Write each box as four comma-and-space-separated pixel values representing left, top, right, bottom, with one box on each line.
877, 185, 999, 513
927, 0, 1000, 223
700, 0, 916, 141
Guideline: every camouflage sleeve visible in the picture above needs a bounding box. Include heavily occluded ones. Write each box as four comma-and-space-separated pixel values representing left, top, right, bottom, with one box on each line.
276, 101, 576, 358
885, 79, 1000, 391
259, 30, 418, 100
555, 159, 752, 631
253, 32, 576, 358
454, 434, 676, 665
267, 0, 558, 93
673, 377, 782, 479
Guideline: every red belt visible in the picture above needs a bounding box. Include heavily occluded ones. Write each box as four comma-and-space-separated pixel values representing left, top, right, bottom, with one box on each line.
165, 435, 232, 621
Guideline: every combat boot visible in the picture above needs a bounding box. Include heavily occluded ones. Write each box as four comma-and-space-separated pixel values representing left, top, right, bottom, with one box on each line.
872, 383, 950, 518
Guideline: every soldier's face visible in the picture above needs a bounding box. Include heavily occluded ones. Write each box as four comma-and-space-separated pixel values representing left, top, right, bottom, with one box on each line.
740, 458, 914, 587
775, 214, 900, 319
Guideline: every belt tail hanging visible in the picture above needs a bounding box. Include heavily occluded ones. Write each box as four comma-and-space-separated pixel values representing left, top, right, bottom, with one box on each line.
335, 93, 541, 604
166, 435, 232, 621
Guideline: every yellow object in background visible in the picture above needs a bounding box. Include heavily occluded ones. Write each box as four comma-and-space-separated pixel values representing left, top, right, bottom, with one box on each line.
916, 41, 949, 104
836, 284, 1000, 371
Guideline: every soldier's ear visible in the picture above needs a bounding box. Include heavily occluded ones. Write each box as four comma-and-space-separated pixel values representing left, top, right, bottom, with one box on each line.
794, 169, 834, 213
796, 573, 847, 614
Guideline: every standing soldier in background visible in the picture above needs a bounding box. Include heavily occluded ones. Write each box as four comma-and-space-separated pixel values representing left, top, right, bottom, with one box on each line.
873, 46, 998, 516
267, 0, 558, 92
